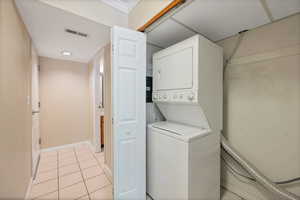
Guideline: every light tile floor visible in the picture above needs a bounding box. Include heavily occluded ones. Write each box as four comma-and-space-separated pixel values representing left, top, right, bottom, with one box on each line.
29, 143, 112, 200
30, 144, 241, 200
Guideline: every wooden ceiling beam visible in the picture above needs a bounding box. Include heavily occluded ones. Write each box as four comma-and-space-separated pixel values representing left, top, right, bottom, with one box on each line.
137, 0, 186, 32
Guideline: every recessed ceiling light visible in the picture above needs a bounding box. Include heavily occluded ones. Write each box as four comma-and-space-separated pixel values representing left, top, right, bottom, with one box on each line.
61, 51, 72, 56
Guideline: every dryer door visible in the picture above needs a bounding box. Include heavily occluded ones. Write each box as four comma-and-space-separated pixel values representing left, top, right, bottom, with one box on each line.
153, 47, 193, 91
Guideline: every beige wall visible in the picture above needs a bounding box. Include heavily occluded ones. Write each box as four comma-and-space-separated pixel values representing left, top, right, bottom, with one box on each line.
39, 57, 91, 148
218, 14, 300, 199
0, 0, 32, 198
129, 0, 173, 30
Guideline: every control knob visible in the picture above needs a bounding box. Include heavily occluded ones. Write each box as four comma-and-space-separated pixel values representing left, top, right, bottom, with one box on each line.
188, 92, 195, 101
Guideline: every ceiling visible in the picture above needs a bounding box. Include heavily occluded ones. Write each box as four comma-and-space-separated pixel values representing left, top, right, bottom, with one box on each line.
101, 0, 141, 14
147, 0, 300, 48
15, 0, 300, 61
16, 0, 110, 63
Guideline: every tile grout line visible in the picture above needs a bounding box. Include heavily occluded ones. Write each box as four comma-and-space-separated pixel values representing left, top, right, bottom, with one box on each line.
32, 149, 101, 200
33, 190, 58, 199
58, 162, 98, 180
38, 165, 58, 174
88, 184, 112, 196
88, 148, 113, 198
31, 152, 59, 200
59, 168, 83, 179
74, 147, 91, 200
33, 177, 57, 186
89, 149, 113, 199
91, 151, 112, 184
58, 159, 78, 169
87, 184, 112, 197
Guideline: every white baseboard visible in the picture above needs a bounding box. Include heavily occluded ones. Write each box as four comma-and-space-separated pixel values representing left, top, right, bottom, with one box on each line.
41, 141, 92, 152
103, 164, 113, 183
87, 141, 101, 153
25, 177, 33, 200
95, 143, 101, 153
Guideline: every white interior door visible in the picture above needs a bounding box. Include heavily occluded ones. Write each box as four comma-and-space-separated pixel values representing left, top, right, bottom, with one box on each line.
31, 49, 40, 176
112, 26, 146, 200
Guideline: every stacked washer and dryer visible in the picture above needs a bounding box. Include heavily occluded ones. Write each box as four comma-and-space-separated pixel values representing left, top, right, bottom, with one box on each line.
147, 35, 223, 200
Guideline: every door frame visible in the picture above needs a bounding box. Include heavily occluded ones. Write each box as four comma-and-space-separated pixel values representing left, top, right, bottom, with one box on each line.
91, 50, 105, 153
31, 46, 40, 177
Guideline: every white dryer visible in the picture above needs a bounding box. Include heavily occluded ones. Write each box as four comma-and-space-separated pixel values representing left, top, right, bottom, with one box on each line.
147, 121, 220, 200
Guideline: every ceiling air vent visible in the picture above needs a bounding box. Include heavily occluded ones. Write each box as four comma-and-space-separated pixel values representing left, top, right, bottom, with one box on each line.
65, 29, 88, 38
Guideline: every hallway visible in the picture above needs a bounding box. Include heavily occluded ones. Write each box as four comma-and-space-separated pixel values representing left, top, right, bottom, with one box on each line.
29, 143, 112, 200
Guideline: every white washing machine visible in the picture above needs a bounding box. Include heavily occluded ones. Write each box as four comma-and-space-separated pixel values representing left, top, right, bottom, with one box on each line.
147, 121, 220, 200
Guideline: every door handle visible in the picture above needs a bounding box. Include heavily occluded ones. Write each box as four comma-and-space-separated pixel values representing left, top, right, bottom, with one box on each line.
32, 111, 40, 114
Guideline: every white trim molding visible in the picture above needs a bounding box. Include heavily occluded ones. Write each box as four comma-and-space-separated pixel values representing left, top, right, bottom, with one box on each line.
101, 0, 141, 14
25, 178, 33, 200
103, 164, 113, 183
41, 141, 92, 152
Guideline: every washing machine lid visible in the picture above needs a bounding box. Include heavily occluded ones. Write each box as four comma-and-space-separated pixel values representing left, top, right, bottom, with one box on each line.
150, 121, 210, 142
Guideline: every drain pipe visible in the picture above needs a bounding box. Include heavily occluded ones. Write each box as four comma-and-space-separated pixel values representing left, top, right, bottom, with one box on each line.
221, 135, 300, 200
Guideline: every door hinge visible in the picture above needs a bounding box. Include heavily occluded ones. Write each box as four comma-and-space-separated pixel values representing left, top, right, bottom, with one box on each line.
39, 138, 42, 145
112, 44, 115, 54
38, 102, 41, 108
38, 65, 41, 71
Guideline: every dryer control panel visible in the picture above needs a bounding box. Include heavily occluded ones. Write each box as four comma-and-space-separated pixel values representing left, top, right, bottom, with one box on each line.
152, 90, 198, 103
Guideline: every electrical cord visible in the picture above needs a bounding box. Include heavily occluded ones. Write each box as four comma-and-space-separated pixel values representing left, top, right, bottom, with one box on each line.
221, 135, 300, 200
223, 30, 248, 80
222, 155, 256, 182
221, 185, 246, 200
222, 147, 300, 185
276, 178, 300, 185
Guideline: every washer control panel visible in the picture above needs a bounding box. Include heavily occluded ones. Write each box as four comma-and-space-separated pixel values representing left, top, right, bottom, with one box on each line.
152, 90, 198, 104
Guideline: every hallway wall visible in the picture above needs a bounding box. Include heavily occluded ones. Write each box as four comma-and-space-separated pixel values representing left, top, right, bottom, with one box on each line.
218, 14, 300, 199
39, 57, 91, 148
0, 0, 33, 198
